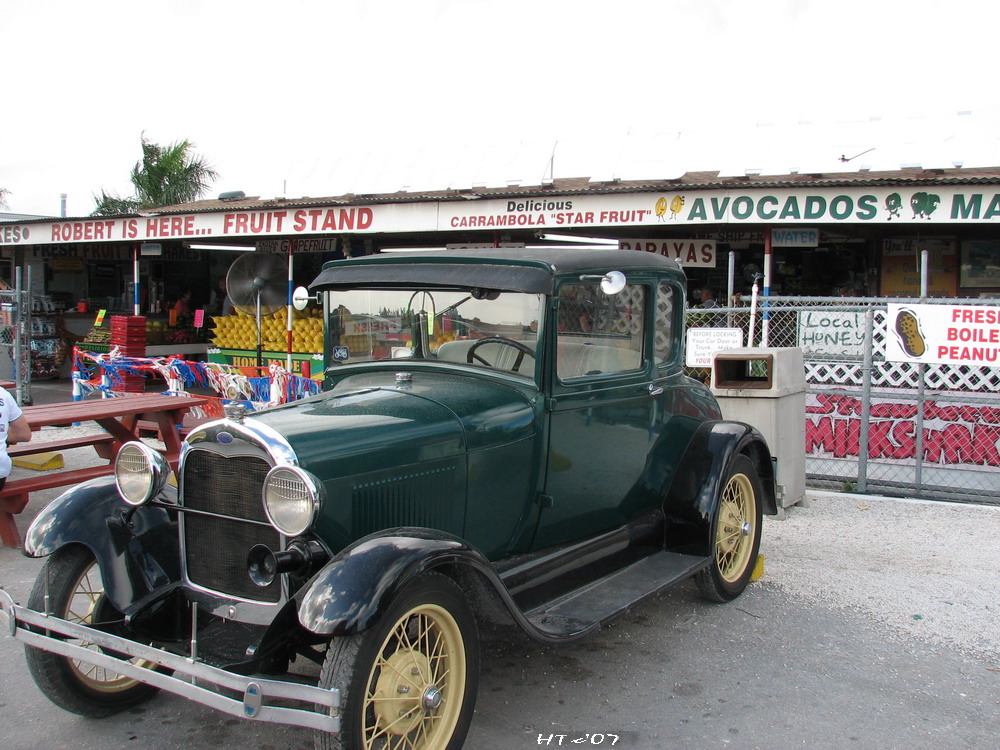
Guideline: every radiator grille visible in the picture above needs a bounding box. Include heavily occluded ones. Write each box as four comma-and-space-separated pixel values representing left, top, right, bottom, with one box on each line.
183, 453, 270, 522
182, 451, 281, 603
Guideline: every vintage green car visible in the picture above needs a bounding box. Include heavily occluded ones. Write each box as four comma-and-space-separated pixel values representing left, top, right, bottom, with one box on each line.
1, 247, 775, 750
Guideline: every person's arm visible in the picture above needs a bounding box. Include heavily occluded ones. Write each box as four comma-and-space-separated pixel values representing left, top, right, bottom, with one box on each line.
7, 414, 30, 444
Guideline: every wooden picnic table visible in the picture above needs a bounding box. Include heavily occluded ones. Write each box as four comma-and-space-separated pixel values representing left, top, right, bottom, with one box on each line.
0, 393, 209, 548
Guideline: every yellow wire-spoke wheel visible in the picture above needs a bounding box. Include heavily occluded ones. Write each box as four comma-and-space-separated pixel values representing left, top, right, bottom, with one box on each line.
715, 473, 756, 584
317, 573, 479, 750
61, 558, 152, 692
695, 454, 763, 603
363, 603, 466, 749
25, 545, 162, 716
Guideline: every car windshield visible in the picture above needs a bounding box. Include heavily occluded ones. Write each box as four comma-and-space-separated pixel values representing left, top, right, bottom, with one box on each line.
325, 288, 544, 377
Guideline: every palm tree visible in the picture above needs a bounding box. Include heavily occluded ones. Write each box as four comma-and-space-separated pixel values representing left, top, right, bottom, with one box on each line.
93, 135, 218, 215
0, 187, 8, 208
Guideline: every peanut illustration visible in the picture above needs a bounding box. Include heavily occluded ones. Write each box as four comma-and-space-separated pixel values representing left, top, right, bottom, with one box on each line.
894, 309, 925, 357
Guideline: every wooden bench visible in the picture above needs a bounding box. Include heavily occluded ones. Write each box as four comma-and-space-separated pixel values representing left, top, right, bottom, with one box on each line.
0, 393, 208, 548
8, 433, 117, 460
0, 466, 119, 543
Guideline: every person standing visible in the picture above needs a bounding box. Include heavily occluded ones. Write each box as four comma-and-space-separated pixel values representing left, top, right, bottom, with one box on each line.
694, 286, 724, 327
216, 278, 234, 316
173, 289, 192, 317
0, 386, 30, 492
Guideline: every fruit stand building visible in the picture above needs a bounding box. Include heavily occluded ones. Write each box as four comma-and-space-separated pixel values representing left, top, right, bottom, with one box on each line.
2, 165, 1000, 376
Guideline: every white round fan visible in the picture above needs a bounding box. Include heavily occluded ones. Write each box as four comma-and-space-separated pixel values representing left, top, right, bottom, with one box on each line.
225, 253, 287, 365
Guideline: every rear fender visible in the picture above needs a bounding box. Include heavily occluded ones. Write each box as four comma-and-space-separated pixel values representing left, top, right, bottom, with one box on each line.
662, 421, 776, 556
295, 528, 495, 636
22, 476, 180, 613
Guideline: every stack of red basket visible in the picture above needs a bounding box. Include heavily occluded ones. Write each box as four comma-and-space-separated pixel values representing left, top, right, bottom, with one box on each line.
110, 315, 147, 393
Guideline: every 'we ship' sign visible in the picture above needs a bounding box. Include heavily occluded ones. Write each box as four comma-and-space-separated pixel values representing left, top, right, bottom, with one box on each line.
885, 304, 1000, 366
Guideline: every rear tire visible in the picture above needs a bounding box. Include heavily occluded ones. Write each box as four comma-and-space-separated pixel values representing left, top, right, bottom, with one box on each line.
695, 454, 763, 603
24, 545, 160, 717
315, 572, 479, 750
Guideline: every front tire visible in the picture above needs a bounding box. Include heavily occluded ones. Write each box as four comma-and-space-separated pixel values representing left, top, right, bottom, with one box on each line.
24, 545, 160, 717
316, 573, 479, 750
695, 454, 763, 602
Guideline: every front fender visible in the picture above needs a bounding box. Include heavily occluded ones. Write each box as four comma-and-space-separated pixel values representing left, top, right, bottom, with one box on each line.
23, 476, 180, 613
295, 528, 493, 636
663, 421, 776, 555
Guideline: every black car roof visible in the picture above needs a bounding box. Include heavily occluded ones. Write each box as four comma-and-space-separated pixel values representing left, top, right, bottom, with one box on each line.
310, 247, 681, 295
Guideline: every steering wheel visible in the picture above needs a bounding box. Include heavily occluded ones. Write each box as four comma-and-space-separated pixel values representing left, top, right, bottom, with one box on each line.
466, 337, 535, 372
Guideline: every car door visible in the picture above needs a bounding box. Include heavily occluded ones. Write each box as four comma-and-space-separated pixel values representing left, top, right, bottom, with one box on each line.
532, 278, 661, 549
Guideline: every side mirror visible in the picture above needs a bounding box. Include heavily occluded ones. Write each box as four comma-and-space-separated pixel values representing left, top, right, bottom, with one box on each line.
600, 271, 627, 295
292, 286, 317, 311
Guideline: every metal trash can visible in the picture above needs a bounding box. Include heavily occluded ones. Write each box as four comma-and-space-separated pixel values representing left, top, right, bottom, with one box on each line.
711, 347, 806, 515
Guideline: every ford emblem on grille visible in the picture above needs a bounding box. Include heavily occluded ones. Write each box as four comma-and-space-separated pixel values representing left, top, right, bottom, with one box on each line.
217, 432, 234, 444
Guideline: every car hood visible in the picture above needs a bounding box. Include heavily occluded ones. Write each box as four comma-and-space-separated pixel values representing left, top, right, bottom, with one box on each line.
249, 369, 537, 476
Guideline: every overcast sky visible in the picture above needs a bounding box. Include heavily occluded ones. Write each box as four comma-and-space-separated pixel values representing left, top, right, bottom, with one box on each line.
3, 0, 1000, 218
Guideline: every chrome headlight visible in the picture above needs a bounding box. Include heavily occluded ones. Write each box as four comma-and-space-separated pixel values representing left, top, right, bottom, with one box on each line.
262, 465, 323, 536
115, 442, 170, 506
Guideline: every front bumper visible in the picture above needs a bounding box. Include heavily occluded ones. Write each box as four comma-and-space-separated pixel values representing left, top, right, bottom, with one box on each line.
0, 588, 340, 734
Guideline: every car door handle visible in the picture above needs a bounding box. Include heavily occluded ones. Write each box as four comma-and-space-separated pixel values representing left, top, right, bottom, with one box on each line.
648, 383, 664, 396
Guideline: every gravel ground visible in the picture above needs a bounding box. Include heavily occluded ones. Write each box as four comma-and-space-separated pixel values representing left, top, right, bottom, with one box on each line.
760, 491, 1000, 663
12, 424, 1000, 667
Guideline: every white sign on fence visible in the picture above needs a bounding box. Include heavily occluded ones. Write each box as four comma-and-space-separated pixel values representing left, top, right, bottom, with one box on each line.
685, 327, 744, 367
885, 303, 1000, 367
797, 310, 866, 357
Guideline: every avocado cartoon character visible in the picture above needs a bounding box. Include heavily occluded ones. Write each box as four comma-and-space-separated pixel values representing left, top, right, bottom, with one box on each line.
655, 196, 668, 222
669, 195, 685, 220
910, 192, 940, 219
885, 192, 902, 220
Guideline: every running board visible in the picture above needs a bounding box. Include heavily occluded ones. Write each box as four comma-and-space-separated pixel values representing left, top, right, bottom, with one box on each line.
525, 551, 708, 639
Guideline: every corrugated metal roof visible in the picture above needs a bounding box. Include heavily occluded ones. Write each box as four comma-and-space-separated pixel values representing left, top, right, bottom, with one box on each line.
9, 167, 1000, 223
0, 211, 52, 221
149, 166, 1000, 216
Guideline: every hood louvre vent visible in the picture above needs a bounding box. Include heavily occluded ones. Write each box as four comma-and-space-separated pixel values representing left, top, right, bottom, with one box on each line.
352, 464, 462, 537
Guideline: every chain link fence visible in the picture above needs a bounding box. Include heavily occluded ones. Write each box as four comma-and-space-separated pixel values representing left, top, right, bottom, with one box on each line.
687, 296, 1000, 505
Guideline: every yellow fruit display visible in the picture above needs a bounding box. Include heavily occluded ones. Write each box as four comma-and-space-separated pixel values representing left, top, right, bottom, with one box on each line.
210, 314, 325, 353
